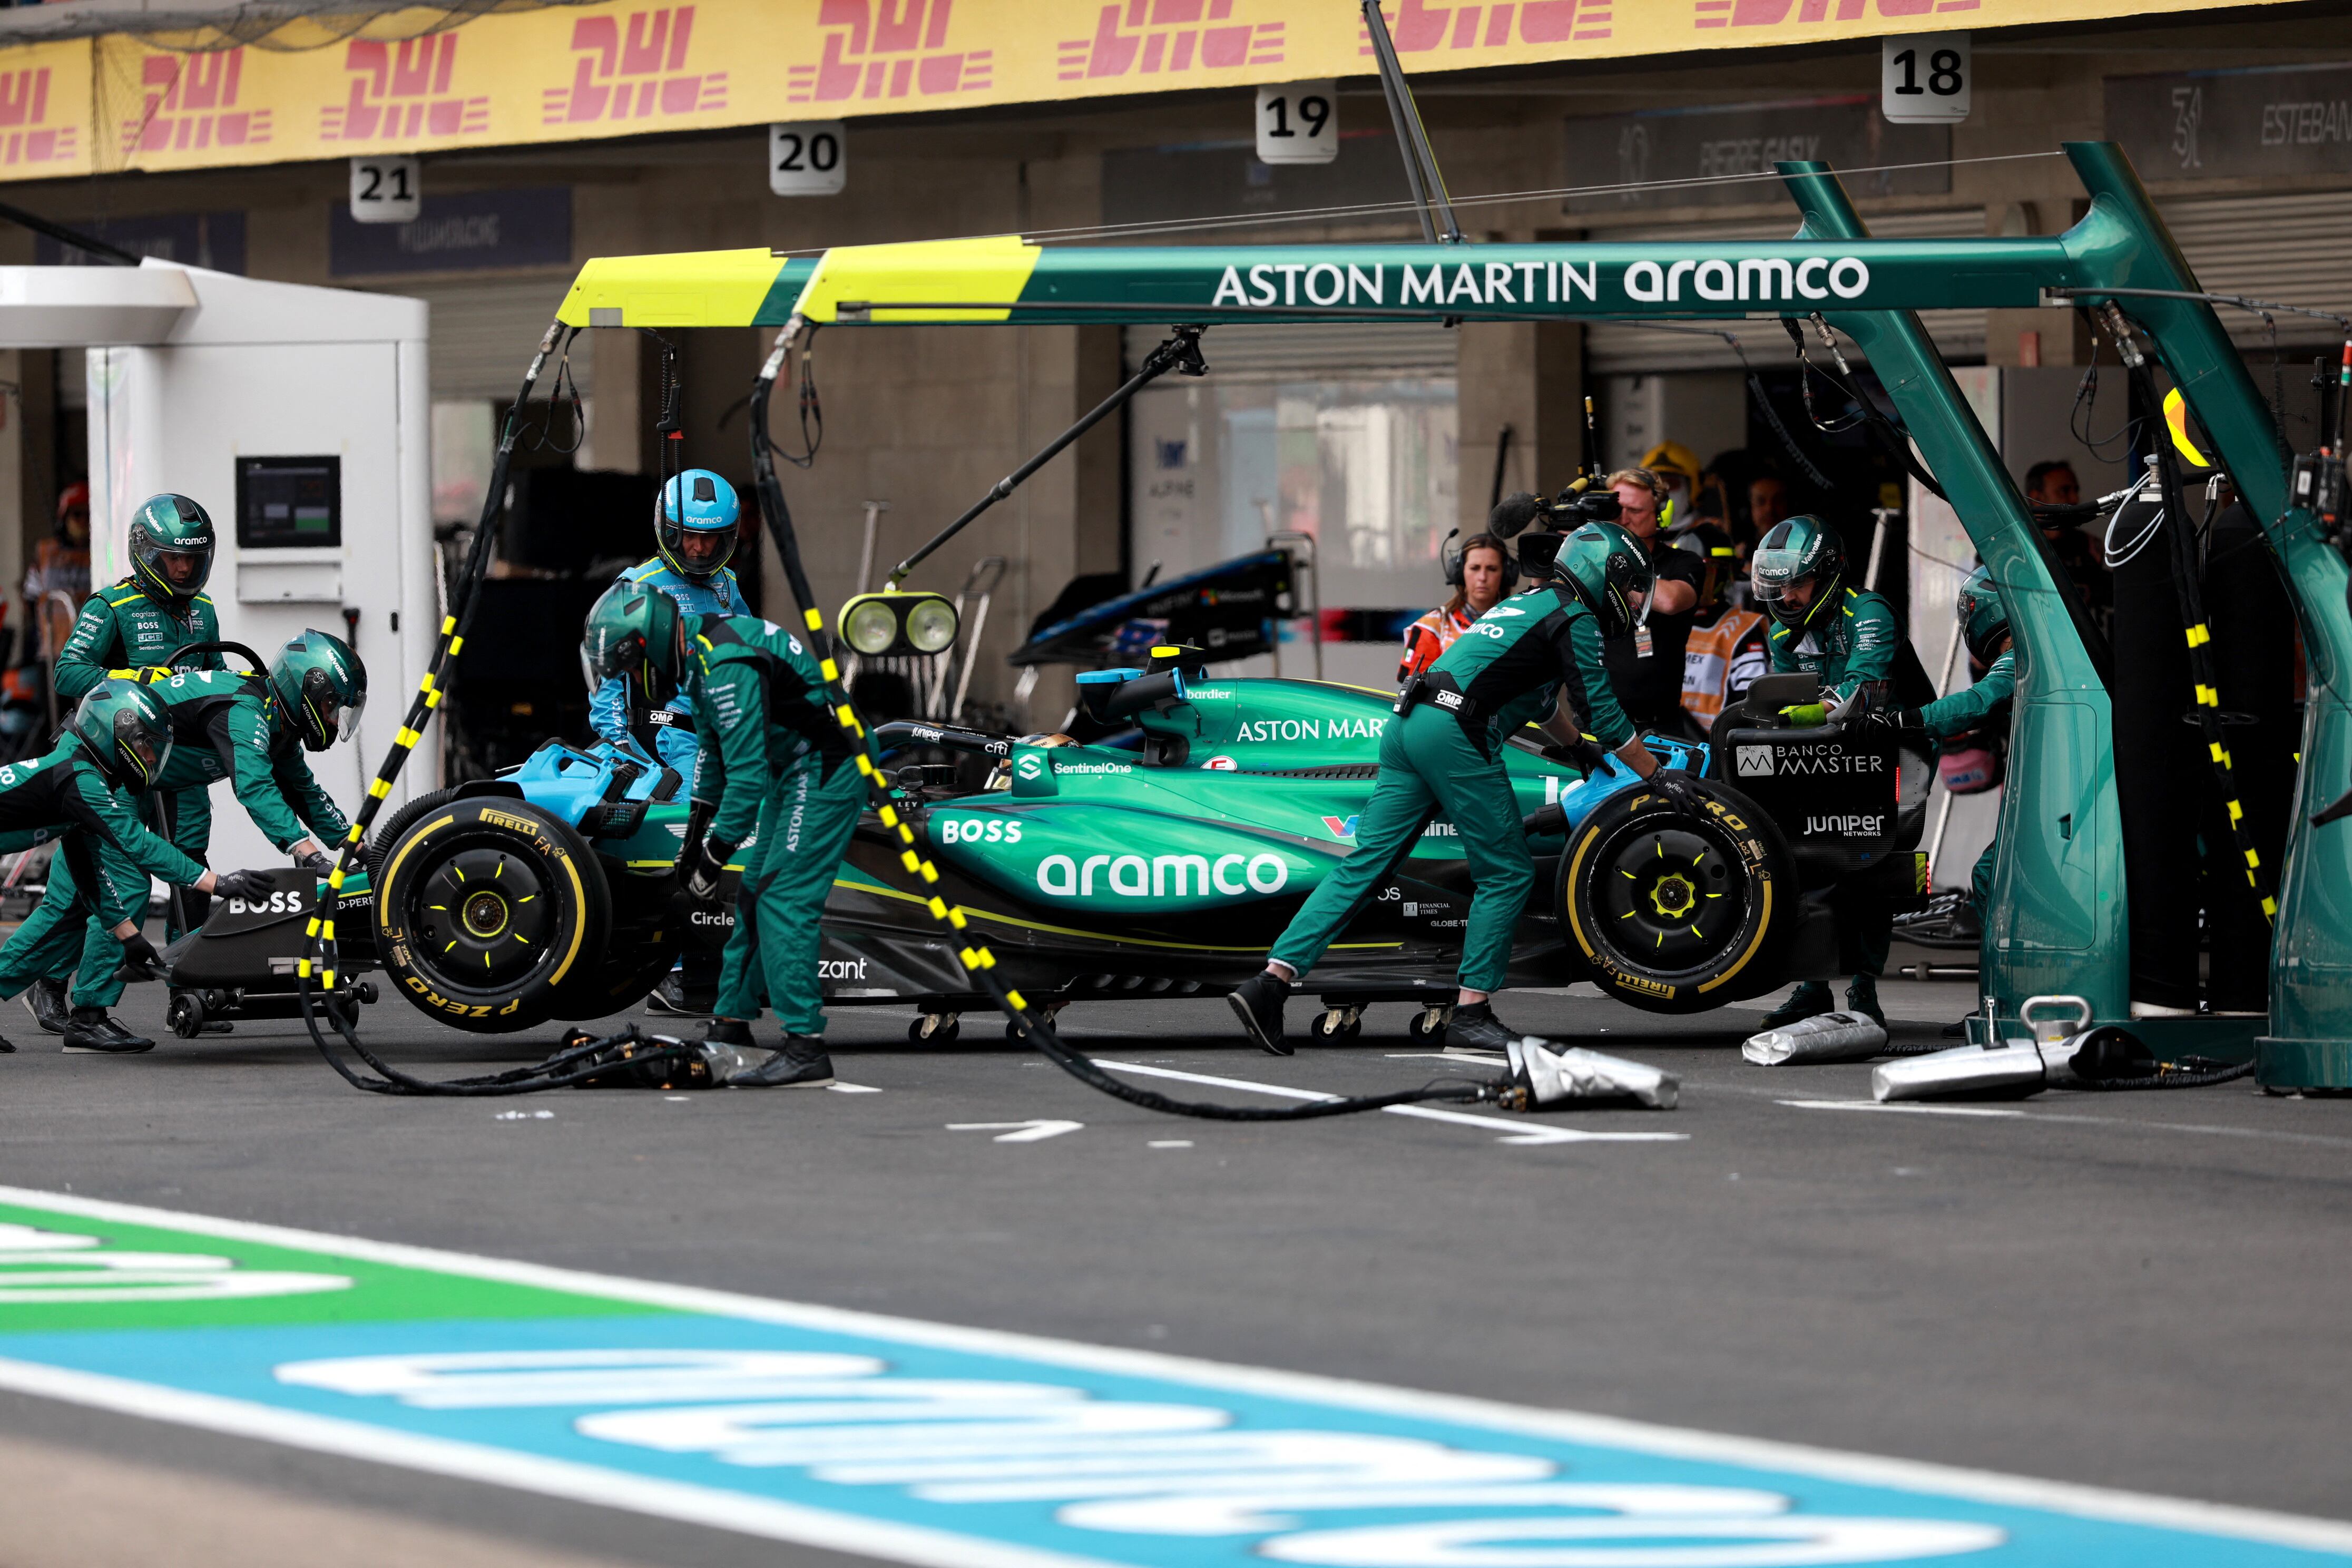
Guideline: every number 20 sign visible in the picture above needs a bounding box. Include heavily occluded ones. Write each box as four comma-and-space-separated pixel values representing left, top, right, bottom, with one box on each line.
770, 121, 846, 196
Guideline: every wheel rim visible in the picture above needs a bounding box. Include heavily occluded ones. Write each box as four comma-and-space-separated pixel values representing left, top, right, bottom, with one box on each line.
1592, 818, 1748, 972
406, 842, 556, 990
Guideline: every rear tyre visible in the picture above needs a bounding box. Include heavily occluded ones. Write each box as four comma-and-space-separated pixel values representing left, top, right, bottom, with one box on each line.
545, 925, 681, 1023
373, 797, 611, 1033
362, 787, 465, 878
1557, 777, 1795, 1015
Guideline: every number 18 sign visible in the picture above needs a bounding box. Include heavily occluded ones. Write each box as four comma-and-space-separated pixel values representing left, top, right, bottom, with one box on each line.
1881, 33, 1970, 125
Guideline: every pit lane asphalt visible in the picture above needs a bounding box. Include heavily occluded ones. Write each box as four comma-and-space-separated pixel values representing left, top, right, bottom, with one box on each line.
0, 967, 2346, 1566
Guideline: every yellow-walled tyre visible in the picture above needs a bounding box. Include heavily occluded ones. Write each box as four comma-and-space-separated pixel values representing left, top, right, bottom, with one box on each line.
372, 796, 611, 1033
1556, 777, 1795, 1015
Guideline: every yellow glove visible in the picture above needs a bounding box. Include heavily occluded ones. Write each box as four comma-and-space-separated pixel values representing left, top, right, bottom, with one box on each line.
1780, 702, 1827, 728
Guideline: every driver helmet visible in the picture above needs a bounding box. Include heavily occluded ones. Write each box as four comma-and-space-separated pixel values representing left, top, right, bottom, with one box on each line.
270, 630, 368, 753
128, 494, 215, 607
1956, 566, 2011, 664
655, 469, 740, 587
582, 582, 686, 708
72, 679, 172, 792
1524, 520, 1654, 638
1750, 515, 1846, 631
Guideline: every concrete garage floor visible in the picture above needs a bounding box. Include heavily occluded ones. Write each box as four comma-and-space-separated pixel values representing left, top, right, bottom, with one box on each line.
0, 964, 2345, 1566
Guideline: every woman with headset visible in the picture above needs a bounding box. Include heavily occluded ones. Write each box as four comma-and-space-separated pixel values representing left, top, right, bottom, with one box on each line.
1398, 532, 1514, 682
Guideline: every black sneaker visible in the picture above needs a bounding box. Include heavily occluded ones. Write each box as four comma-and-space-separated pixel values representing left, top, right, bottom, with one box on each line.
647, 973, 716, 1015
1226, 971, 1292, 1056
699, 1017, 754, 1048
731, 1037, 835, 1089
1760, 981, 1835, 1030
22, 977, 67, 1036
1443, 1001, 1517, 1053
62, 1008, 155, 1055
1845, 974, 1886, 1027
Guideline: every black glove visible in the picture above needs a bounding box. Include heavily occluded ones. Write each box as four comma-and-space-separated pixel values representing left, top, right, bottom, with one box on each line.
681, 836, 734, 904
116, 929, 165, 983
294, 849, 334, 874
212, 868, 276, 905
679, 799, 716, 870
1861, 706, 1920, 737
1649, 771, 1706, 817
1542, 733, 1611, 778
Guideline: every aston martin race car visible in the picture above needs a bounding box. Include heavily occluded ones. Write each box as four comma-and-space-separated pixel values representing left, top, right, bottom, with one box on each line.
336, 655, 1929, 1044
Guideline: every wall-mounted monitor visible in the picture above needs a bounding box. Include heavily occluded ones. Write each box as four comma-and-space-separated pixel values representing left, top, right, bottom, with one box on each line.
236, 456, 341, 550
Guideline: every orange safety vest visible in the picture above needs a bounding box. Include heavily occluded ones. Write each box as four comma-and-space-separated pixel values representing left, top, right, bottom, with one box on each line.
1398, 604, 1473, 681
1680, 605, 1768, 725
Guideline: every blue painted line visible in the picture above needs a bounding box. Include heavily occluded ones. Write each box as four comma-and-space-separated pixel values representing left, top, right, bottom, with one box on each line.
0, 1188, 2346, 1568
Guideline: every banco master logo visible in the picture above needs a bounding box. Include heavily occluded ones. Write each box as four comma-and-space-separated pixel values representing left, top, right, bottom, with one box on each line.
1037, 851, 1289, 899
1736, 744, 1774, 777
1772, 747, 1886, 776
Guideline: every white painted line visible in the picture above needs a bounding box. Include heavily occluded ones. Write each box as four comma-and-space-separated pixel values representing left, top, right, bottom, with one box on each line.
827, 1082, 883, 1094
1384, 1050, 1507, 1063
946, 1120, 1083, 1144
1147, 1140, 1193, 1149
2, 1184, 2346, 1554
1780, 1099, 2028, 1119
1094, 1060, 1685, 1145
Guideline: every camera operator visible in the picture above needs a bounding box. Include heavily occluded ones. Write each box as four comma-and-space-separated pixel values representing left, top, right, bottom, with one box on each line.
1599, 467, 1703, 731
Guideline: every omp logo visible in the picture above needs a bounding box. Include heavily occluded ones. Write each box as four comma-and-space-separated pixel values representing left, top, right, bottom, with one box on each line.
478, 808, 541, 836
1321, 815, 1359, 840
226, 891, 307, 915
1736, 745, 1775, 777
1805, 814, 1886, 836
1037, 852, 1290, 899
939, 816, 1024, 845
817, 957, 866, 981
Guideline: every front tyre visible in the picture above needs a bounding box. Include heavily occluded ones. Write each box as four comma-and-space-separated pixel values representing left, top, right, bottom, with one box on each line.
1557, 777, 1795, 1015
372, 797, 611, 1033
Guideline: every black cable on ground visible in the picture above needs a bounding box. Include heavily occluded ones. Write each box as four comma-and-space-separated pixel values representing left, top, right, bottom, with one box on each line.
742, 315, 1512, 1122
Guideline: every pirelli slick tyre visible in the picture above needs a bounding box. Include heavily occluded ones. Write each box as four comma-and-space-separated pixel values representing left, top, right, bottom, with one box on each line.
1556, 776, 1795, 1015
544, 919, 681, 1022
373, 796, 612, 1033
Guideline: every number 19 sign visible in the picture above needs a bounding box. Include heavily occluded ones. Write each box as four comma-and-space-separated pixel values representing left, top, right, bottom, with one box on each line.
1256, 81, 1336, 165
770, 121, 846, 197
1881, 33, 1970, 125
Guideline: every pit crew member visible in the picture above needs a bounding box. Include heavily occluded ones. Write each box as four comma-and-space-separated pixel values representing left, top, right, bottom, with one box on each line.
1229, 520, 1688, 1056
583, 584, 859, 1089
18, 633, 362, 1048
1751, 515, 1908, 1028
0, 682, 273, 1053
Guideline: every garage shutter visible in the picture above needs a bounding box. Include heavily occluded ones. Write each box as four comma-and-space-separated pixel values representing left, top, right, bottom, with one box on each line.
1124, 319, 1456, 379
355, 274, 589, 399
1581, 209, 1988, 375
2162, 190, 2352, 349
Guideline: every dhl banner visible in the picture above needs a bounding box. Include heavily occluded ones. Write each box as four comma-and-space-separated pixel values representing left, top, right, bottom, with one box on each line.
0, 0, 2291, 183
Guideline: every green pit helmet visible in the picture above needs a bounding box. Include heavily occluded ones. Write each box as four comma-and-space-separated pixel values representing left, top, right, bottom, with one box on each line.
1520, 520, 1655, 638
1955, 566, 2011, 663
128, 494, 216, 607
271, 630, 368, 753
582, 581, 686, 705
72, 679, 173, 791
1750, 515, 1846, 632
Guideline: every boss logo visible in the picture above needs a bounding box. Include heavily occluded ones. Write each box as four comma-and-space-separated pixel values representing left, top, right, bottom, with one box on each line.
939, 817, 1024, 845
226, 891, 307, 915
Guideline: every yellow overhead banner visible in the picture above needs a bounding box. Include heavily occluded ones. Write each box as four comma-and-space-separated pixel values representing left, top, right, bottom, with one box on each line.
0, 0, 2290, 182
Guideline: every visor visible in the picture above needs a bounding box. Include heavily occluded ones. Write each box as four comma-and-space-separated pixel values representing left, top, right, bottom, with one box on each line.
113, 710, 170, 786
587, 631, 649, 685
1750, 546, 1806, 601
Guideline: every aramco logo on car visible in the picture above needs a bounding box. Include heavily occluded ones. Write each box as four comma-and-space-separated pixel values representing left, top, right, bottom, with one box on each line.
1036, 851, 1289, 899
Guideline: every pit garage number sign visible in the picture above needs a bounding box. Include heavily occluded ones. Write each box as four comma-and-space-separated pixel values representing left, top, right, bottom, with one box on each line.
771, 121, 846, 197
1256, 80, 1337, 165
1882, 33, 1971, 125
348, 155, 422, 224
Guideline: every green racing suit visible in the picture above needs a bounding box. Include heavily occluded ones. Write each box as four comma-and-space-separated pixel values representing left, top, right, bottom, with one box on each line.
1919, 644, 2016, 948
26, 670, 350, 1009
689, 615, 860, 1037
1267, 582, 1632, 994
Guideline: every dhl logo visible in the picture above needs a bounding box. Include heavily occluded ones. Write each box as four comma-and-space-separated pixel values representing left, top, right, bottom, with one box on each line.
788, 0, 992, 104
1359, 1, 1611, 53
543, 6, 727, 126
1060, 0, 1283, 82
1692, 0, 1977, 28
324, 35, 489, 142
124, 50, 269, 156
0, 67, 75, 169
